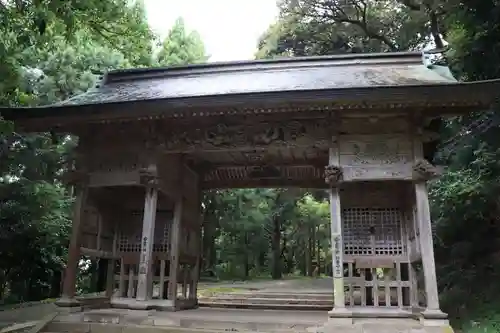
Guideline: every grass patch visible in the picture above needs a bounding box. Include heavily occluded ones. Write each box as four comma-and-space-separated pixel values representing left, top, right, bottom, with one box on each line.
197, 287, 246, 298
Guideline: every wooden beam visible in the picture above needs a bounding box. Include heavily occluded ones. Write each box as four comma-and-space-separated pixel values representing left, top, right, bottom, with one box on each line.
80, 247, 119, 259
195, 157, 328, 170
202, 178, 327, 189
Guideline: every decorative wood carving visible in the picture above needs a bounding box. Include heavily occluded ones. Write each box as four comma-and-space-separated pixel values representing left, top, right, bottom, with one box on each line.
248, 166, 281, 179
340, 136, 412, 166
342, 166, 411, 181
242, 150, 266, 163
84, 151, 143, 173
139, 165, 159, 187
340, 135, 413, 181
325, 165, 343, 187
412, 159, 441, 181
340, 117, 409, 134
164, 119, 333, 151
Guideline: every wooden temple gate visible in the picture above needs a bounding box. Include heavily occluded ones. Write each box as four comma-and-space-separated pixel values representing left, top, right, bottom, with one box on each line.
2, 51, 499, 322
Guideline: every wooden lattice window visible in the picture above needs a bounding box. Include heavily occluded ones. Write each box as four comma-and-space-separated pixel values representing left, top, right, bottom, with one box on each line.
117, 212, 172, 253
118, 231, 141, 252
343, 207, 406, 256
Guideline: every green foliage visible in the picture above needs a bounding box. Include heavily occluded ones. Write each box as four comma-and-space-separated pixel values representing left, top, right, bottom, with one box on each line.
0, 0, 208, 303
1, 3, 499, 332
256, 0, 438, 59
255, 1, 500, 330
156, 18, 207, 66
445, 0, 500, 81
431, 1, 500, 328
202, 189, 331, 280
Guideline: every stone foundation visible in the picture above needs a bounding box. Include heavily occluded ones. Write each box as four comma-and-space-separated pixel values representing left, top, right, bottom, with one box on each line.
43, 307, 454, 333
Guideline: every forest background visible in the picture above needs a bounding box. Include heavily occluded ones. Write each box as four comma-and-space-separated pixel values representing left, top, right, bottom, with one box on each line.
1, 1, 500, 332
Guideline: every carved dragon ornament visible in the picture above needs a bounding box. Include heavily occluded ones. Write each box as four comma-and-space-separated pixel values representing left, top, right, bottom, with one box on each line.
412, 159, 441, 182
324, 164, 343, 188
138, 165, 160, 188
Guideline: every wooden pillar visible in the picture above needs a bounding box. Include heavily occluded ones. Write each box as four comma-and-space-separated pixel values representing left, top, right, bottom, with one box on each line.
181, 265, 187, 298
159, 259, 166, 299
168, 197, 183, 304
136, 185, 158, 301
326, 147, 347, 314
415, 183, 442, 314
106, 222, 118, 298
412, 133, 446, 318
127, 265, 135, 298
190, 229, 202, 300
118, 259, 125, 297
57, 178, 88, 306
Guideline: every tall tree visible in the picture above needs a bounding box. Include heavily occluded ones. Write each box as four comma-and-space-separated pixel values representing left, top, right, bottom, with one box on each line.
256, 0, 443, 59
0, 0, 158, 302
156, 18, 207, 66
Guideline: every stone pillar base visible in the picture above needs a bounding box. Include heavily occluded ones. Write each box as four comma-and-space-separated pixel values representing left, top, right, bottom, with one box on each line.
55, 297, 81, 308
55, 297, 82, 313
421, 309, 448, 320
327, 308, 353, 326
420, 311, 450, 328
328, 307, 352, 317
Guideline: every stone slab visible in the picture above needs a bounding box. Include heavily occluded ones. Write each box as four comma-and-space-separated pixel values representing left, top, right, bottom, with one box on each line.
199, 301, 331, 311
0, 321, 38, 333
199, 296, 333, 305
110, 298, 175, 311
46, 307, 455, 333
220, 292, 333, 300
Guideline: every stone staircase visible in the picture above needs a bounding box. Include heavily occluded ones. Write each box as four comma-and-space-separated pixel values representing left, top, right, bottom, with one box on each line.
198, 291, 334, 311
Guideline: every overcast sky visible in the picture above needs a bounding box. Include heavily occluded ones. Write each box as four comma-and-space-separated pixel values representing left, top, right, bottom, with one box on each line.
143, 0, 279, 62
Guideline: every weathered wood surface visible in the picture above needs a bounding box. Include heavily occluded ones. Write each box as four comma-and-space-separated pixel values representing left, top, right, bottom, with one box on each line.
339, 134, 413, 181
66, 113, 446, 189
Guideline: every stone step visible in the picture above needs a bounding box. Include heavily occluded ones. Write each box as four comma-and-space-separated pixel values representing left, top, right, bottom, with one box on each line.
217, 292, 333, 300
44, 319, 322, 333
199, 297, 333, 306
198, 301, 332, 311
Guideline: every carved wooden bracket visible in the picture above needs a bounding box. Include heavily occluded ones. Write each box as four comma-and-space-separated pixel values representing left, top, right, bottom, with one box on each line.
139, 167, 159, 188
412, 159, 441, 181
324, 165, 343, 187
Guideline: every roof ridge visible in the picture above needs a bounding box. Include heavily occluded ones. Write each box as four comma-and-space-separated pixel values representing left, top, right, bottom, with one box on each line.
102, 51, 425, 85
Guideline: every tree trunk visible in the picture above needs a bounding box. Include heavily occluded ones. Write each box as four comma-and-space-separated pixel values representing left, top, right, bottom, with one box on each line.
287, 247, 295, 274
282, 232, 289, 273
243, 233, 250, 279
305, 227, 312, 276
311, 225, 316, 276
271, 214, 282, 279
316, 228, 321, 275
49, 269, 62, 298
202, 220, 217, 272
